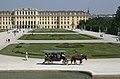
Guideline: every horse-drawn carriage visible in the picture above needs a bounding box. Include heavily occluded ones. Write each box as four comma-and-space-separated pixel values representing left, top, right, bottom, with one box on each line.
42, 50, 87, 65
42, 50, 68, 65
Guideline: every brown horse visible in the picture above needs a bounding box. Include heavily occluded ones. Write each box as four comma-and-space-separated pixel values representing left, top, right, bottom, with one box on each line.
71, 54, 87, 65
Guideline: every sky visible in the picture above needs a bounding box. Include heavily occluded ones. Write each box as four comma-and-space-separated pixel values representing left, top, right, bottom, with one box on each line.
0, 0, 120, 14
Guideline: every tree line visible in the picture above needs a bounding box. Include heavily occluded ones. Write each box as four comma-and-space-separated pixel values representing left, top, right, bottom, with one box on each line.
77, 6, 120, 35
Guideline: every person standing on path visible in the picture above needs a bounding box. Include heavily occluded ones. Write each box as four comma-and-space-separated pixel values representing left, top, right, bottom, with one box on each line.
25, 51, 28, 60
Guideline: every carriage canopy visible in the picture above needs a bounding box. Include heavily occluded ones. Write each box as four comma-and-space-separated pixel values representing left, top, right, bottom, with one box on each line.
43, 50, 65, 53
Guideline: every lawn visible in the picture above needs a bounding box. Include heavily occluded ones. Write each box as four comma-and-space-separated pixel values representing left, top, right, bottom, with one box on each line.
0, 43, 120, 58
0, 29, 6, 32
18, 34, 98, 40
29, 29, 76, 33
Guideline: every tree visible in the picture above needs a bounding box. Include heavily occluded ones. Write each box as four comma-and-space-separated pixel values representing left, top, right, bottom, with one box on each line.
115, 6, 120, 29
108, 6, 120, 35
77, 20, 86, 30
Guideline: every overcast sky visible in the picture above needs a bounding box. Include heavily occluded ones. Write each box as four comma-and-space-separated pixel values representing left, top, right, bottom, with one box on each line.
0, 0, 120, 14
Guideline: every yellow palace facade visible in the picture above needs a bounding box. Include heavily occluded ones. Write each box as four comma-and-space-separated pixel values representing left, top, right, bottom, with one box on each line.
0, 8, 91, 29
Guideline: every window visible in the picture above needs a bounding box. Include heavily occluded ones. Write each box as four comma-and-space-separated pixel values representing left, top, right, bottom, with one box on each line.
26, 21, 27, 25
28, 11, 30, 15
51, 22, 53, 24
34, 21, 36, 25
68, 26, 69, 28
17, 11, 18, 14
45, 22, 47, 24
23, 11, 24, 15
17, 21, 19, 25
23, 21, 24, 25
28, 21, 30, 25
64, 26, 66, 28
34, 11, 36, 15
64, 22, 66, 24
26, 11, 27, 15
31, 21, 33, 25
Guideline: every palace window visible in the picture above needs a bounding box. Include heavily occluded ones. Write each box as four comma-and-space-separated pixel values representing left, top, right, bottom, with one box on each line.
28, 21, 30, 25
68, 26, 69, 28
45, 22, 47, 24
25, 11, 27, 15
17, 11, 18, 15
34, 11, 36, 15
17, 21, 19, 25
20, 21, 21, 25
34, 21, 36, 25
67, 22, 69, 24
31, 12, 33, 15
64, 26, 66, 28
23, 21, 24, 25
23, 12, 24, 15
64, 22, 66, 24
26, 21, 27, 25
31, 21, 33, 25
51, 22, 53, 24
28, 11, 30, 15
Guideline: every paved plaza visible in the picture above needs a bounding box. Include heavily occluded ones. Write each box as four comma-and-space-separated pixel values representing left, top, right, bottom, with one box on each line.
0, 29, 120, 76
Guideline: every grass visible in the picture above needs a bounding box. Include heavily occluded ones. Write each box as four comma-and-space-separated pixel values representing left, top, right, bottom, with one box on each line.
29, 29, 76, 33
0, 43, 120, 59
0, 29, 6, 32
18, 34, 98, 40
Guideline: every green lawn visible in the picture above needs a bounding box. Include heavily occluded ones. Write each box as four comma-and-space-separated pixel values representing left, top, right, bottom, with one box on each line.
19, 34, 98, 40
29, 29, 76, 33
0, 29, 6, 32
0, 43, 120, 58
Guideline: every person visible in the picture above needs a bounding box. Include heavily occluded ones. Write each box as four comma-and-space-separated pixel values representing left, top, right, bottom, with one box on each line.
57, 53, 61, 59
25, 52, 28, 60
45, 53, 48, 58
61, 52, 65, 59
116, 38, 119, 42
6, 38, 8, 43
8, 39, 10, 43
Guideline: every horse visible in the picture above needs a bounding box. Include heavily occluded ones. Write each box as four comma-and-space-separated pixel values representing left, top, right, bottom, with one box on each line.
71, 54, 87, 65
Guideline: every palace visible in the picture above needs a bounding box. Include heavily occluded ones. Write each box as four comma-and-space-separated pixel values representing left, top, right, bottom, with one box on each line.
0, 8, 91, 29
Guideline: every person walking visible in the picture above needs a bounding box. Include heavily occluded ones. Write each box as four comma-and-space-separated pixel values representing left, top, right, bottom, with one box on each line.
25, 51, 28, 61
